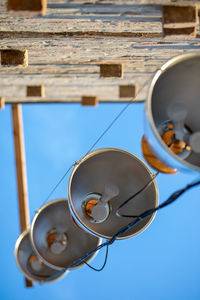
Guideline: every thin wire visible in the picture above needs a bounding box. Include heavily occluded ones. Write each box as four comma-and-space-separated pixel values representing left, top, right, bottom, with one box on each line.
45, 177, 200, 281
82, 77, 152, 159
83, 245, 109, 272
40, 76, 152, 206
40, 163, 76, 207
116, 171, 159, 218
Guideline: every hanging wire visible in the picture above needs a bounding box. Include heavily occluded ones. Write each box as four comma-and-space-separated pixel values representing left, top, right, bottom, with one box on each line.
40, 76, 152, 205
35, 73, 200, 277
40, 163, 77, 207
44, 177, 200, 281
82, 77, 152, 160
32, 75, 153, 278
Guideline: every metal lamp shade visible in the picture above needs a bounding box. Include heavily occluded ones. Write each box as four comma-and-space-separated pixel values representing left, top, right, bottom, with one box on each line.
30, 199, 101, 270
15, 229, 67, 283
145, 53, 200, 173
68, 148, 158, 239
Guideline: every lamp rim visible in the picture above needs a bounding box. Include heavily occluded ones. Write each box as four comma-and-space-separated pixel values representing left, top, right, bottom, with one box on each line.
68, 147, 159, 239
30, 198, 102, 270
146, 53, 200, 172
15, 228, 68, 283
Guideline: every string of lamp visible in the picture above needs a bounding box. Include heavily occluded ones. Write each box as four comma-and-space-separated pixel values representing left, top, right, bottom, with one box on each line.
15, 53, 200, 284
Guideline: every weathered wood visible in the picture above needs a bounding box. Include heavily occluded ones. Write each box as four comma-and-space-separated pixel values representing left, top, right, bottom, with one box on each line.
27, 85, 44, 97
1, 50, 28, 66
7, 0, 46, 15
119, 85, 136, 98
0, 37, 200, 73
0, 74, 150, 103
11, 104, 32, 287
0, 0, 200, 104
81, 96, 98, 106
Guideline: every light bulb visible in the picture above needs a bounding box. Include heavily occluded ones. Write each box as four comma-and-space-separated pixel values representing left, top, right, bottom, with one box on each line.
167, 102, 188, 141
90, 183, 119, 222
100, 183, 119, 204
47, 230, 67, 255
29, 254, 43, 272
84, 183, 119, 223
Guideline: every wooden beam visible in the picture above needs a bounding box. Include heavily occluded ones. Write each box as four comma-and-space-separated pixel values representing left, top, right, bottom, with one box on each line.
0, 97, 5, 109
11, 104, 33, 288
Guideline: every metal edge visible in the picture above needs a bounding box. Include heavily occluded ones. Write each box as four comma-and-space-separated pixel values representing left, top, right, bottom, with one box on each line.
15, 228, 68, 283
146, 53, 200, 172
68, 147, 159, 240
30, 198, 102, 271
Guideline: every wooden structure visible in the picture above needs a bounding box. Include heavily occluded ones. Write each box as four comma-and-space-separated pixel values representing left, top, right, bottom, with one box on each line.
12, 104, 33, 287
0, 0, 200, 287
0, 0, 200, 104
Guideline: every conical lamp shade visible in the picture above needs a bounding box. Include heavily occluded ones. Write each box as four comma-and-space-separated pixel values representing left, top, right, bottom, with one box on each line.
68, 148, 158, 239
145, 53, 200, 173
15, 229, 68, 283
31, 199, 101, 270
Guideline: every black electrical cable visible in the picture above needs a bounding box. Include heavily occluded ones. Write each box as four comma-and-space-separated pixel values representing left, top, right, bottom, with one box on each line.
40, 77, 152, 206
116, 171, 159, 218
45, 177, 200, 281
83, 245, 109, 272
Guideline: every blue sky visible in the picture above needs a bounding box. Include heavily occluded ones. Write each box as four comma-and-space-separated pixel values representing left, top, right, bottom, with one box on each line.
1, 102, 200, 300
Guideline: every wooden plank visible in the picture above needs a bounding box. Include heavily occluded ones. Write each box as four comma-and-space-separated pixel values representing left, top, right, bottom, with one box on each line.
11, 104, 33, 288
7, 0, 46, 15
12, 104, 30, 232
0, 97, 5, 109
0, 74, 149, 103
1, 50, 28, 66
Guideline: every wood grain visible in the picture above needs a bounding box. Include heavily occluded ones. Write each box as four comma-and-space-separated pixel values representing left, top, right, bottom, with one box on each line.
12, 104, 33, 287
12, 104, 30, 232
0, 0, 199, 103
0, 97, 5, 109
